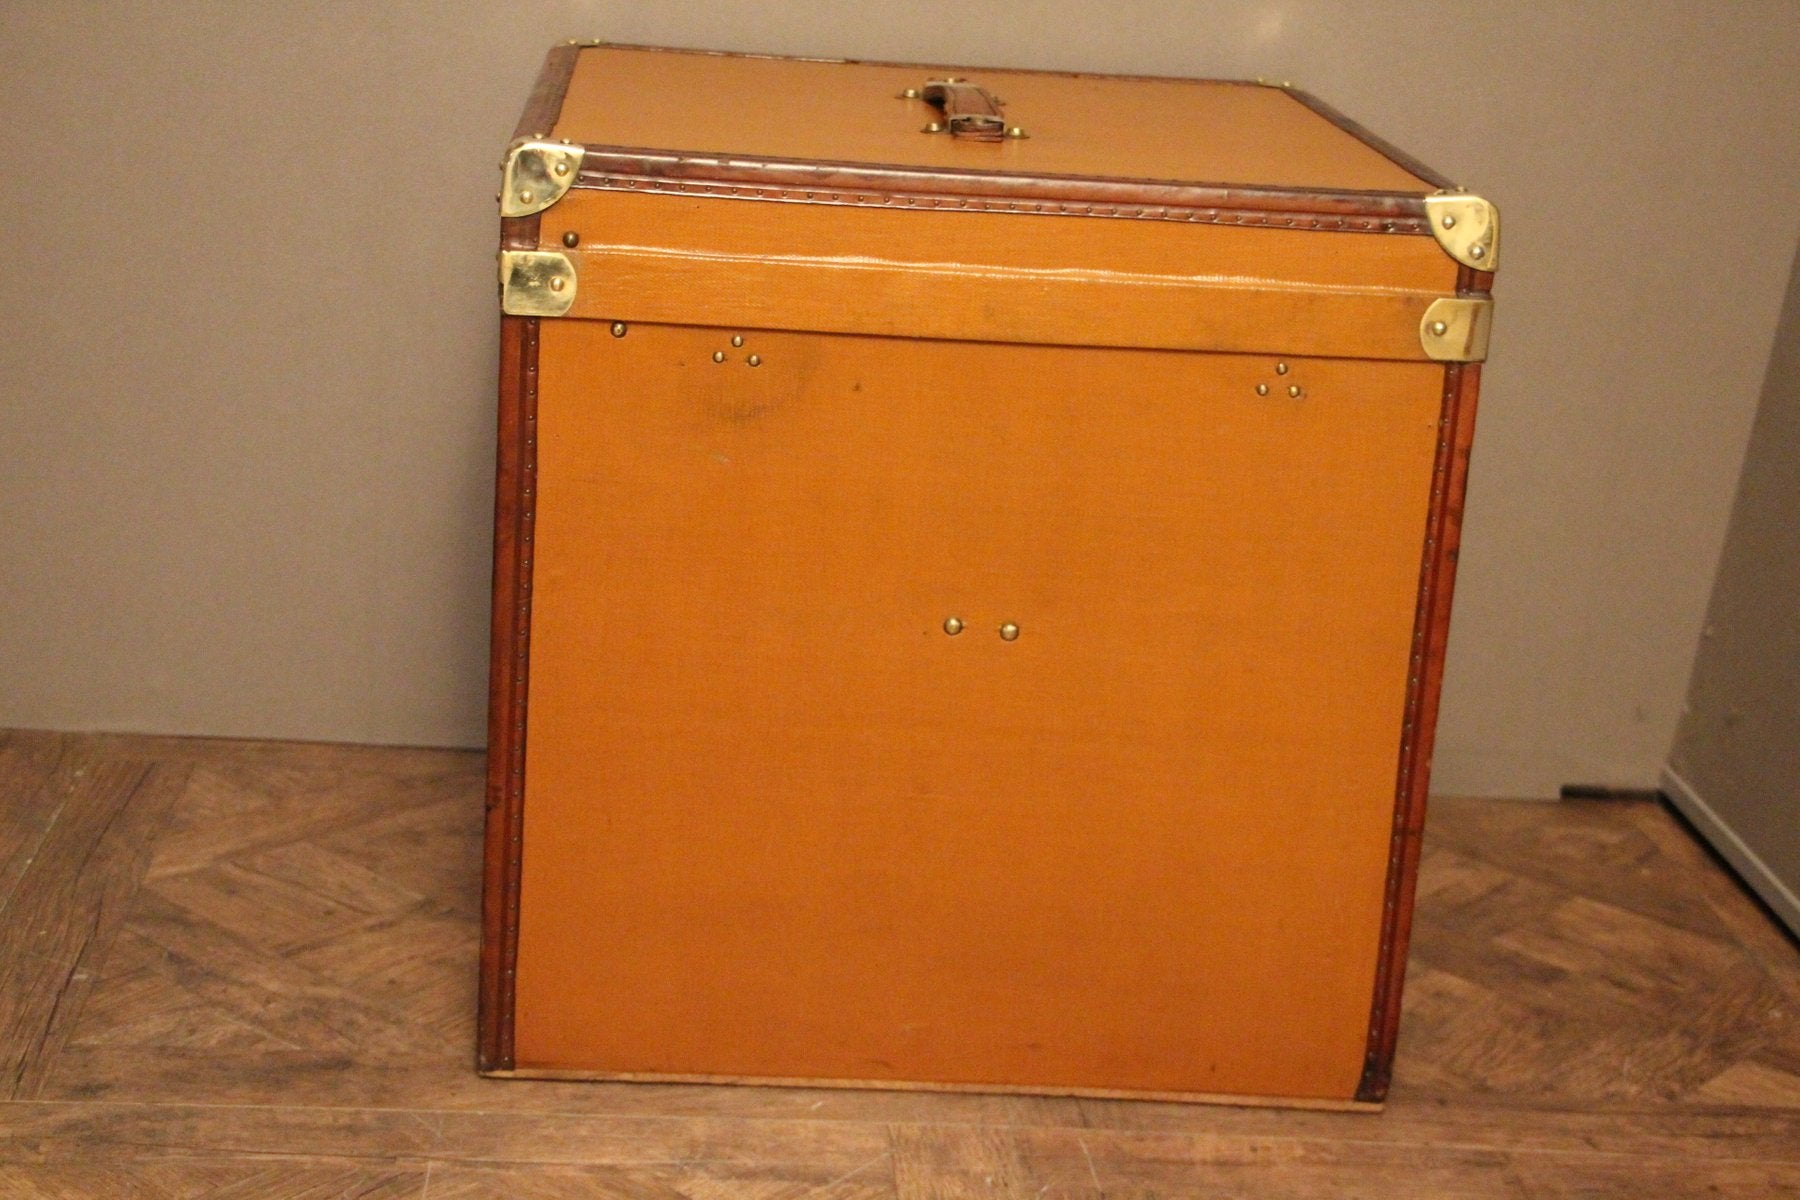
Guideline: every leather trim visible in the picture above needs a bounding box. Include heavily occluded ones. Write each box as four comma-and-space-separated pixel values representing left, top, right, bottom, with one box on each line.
1284, 87, 1457, 193
1357, 355, 1484, 1102
569, 152, 1434, 234
480, 43, 576, 1076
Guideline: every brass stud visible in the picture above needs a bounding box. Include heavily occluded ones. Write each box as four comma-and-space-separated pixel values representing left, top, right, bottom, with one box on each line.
1255, 383, 1270, 396
1276, 362, 1289, 375
900, 87, 921, 99
553, 161, 570, 177
1429, 320, 1449, 336
943, 617, 964, 635
609, 321, 626, 337
1006, 126, 1027, 138
747, 354, 762, 367
1288, 384, 1302, 398
923, 122, 944, 133
561, 231, 579, 248
1470, 243, 1487, 260
999, 622, 1020, 641
712, 350, 725, 363
730, 335, 744, 347
548, 276, 565, 293
1441, 213, 1457, 229
518, 189, 534, 205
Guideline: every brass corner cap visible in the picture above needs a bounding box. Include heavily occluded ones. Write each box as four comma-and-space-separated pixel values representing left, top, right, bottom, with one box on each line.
499, 250, 576, 317
1420, 296, 1493, 362
1424, 193, 1499, 272
501, 140, 585, 218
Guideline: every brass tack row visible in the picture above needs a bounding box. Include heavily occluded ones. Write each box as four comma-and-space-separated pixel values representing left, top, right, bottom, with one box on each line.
943, 617, 1020, 640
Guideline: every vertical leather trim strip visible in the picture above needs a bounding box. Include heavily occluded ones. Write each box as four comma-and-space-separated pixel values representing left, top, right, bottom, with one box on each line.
478, 316, 541, 1072
1357, 358, 1482, 1101
480, 44, 579, 1075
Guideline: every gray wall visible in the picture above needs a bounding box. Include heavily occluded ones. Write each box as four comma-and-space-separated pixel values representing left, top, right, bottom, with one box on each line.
3, 2, 1799, 795
1666, 247, 1800, 928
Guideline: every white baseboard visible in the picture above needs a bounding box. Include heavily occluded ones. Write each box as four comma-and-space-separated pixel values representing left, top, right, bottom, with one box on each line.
1660, 765, 1800, 938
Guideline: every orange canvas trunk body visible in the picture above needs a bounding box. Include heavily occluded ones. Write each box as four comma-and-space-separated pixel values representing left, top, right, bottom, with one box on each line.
481, 43, 1496, 1107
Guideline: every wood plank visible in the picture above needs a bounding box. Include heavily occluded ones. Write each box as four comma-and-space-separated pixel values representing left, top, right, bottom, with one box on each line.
0, 751, 185, 1099
0, 730, 71, 911
0, 1161, 427, 1198
0, 1099, 436, 1163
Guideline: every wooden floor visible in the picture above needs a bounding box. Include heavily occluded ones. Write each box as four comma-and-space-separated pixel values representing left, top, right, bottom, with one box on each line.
1, 731, 1797, 1198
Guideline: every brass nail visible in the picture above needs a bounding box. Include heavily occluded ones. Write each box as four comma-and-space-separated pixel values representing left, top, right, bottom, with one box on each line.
747, 354, 762, 367
1255, 383, 1270, 396
1429, 320, 1448, 336
548, 277, 565, 293
1288, 385, 1302, 398
731, 335, 744, 347
923, 122, 943, 133
1470, 244, 1487, 260
552, 161, 569, 176
943, 617, 964, 635
1006, 126, 1027, 138
712, 350, 725, 363
610, 321, 626, 337
561, 231, 579, 247
517, 189, 534, 204
999, 622, 1020, 641
1276, 362, 1289, 375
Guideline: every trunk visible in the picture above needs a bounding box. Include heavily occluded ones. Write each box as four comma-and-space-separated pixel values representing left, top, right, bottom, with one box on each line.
480, 42, 1497, 1107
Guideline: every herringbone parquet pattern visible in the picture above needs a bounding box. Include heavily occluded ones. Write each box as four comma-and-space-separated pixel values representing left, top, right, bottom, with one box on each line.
1, 728, 1797, 1197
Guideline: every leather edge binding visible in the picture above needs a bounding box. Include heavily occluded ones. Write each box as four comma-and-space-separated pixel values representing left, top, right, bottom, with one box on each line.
1281, 86, 1457, 192
480, 41, 580, 1075
570, 150, 1435, 231
1357, 354, 1484, 1102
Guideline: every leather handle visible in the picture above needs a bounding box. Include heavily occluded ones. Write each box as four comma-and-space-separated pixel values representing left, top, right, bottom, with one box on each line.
921, 78, 1007, 141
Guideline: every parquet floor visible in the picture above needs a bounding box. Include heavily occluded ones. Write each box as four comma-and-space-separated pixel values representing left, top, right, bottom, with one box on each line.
1, 730, 1798, 1198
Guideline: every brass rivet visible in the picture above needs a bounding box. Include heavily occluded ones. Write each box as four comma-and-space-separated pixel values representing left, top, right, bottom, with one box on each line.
1430, 320, 1448, 336
548, 277, 565, 293
943, 617, 964, 635
1006, 126, 1027, 138
747, 354, 762, 366
1276, 362, 1289, 375
999, 623, 1020, 641
610, 321, 626, 337
923, 122, 943, 133
552, 160, 570, 176
1441, 214, 1457, 229
561, 231, 579, 248
1255, 383, 1270, 396
518, 189, 534, 204
1288, 385, 1302, 398
731, 335, 744, 347
900, 87, 921, 99
1470, 244, 1487, 260
712, 350, 725, 363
